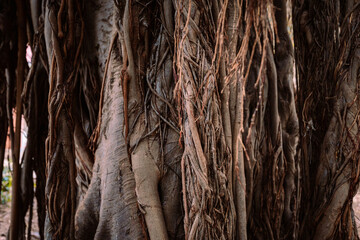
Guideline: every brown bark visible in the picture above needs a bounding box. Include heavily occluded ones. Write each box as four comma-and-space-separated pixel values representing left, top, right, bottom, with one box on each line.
294, 0, 360, 239
313, 20, 360, 240
5, 0, 360, 239
21, 61, 48, 240
274, 0, 299, 237
76, 1, 183, 238
174, 1, 241, 238
75, 31, 144, 239
0, 70, 7, 199
10, 0, 26, 238
43, 1, 83, 238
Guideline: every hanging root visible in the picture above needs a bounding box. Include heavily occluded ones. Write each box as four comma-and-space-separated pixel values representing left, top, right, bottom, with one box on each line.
121, 0, 170, 238
44, 0, 84, 238
174, 1, 236, 238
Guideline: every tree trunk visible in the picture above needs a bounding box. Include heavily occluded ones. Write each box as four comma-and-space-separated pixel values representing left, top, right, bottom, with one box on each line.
3, 0, 360, 239
0, 70, 7, 199
294, 0, 360, 239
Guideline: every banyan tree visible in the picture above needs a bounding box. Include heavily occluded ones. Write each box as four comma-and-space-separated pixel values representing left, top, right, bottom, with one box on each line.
1, 0, 360, 239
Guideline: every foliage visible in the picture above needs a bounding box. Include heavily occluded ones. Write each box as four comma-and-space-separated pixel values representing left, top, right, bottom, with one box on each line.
1, 165, 12, 204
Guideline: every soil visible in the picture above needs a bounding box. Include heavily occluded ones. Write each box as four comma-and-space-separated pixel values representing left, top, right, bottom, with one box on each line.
0, 201, 40, 240
0, 202, 10, 239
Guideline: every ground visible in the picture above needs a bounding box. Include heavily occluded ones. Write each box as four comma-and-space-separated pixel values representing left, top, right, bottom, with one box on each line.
0, 201, 39, 239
